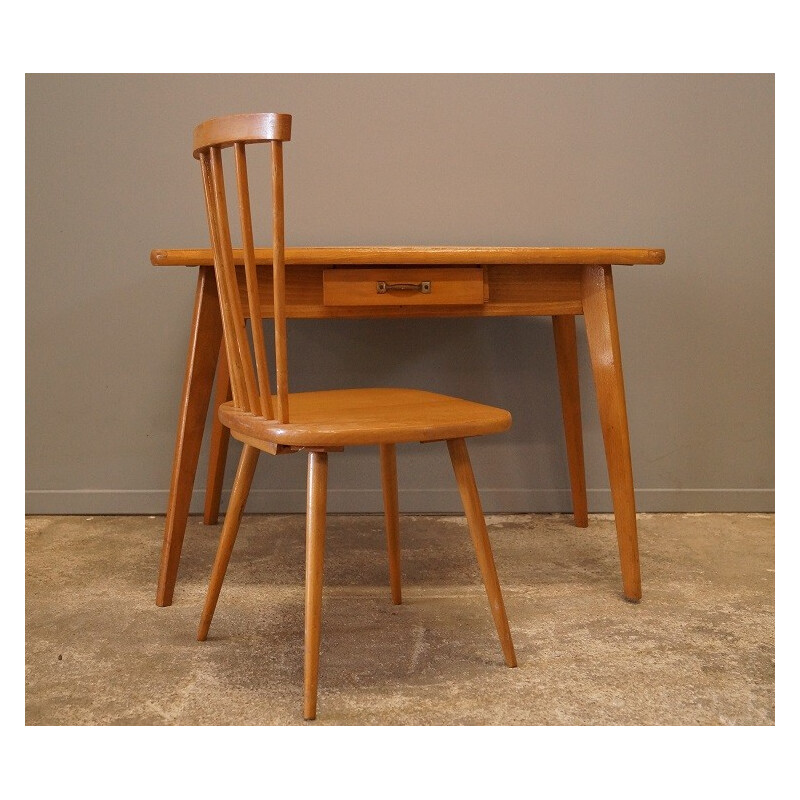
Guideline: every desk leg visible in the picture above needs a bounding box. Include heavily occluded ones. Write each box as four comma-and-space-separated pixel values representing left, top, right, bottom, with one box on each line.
156, 266, 223, 607
552, 315, 589, 528
581, 265, 642, 602
203, 342, 232, 525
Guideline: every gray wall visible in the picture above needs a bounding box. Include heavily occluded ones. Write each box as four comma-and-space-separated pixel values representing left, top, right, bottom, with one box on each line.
25, 74, 774, 514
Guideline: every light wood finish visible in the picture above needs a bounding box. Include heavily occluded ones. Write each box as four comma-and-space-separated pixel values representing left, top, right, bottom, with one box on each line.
486, 264, 583, 316
323, 267, 484, 306
219, 388, 511, 449
203, 341, 232, 525
582, 265, 641, 601
552, 315, 589, 527
156, 246, 661, 606
197, 444, 260, 640
206, 147, 260, 413
152, 246, 665, 267
230, 428, 342, 456
192, 112, 292, 155
447, 438, 517, 667
304, 451, 328, 720
189, 114, 520, 720
271, 141, 289, 423
156, 265, 222, 606
235, 143, 273, 419
158, 259, 590, 318
380, 444, 402, 605
153, 251, 660, 319
249, 262, 585, 318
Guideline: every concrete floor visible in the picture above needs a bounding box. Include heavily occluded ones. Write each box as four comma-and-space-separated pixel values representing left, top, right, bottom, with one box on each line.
25, 512, 774, 725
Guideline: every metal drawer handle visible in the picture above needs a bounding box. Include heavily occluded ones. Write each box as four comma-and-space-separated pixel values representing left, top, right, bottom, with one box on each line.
376, 281, 431, 294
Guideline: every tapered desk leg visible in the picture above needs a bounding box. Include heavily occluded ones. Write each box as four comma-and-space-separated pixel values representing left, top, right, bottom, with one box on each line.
156, 266, 223, 607
203, 342, 232, 525
552, 315, 589, 528
581, 265, 642, 602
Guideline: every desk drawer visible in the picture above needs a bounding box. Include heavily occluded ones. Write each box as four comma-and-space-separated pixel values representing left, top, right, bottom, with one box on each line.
323, 267, 485, 306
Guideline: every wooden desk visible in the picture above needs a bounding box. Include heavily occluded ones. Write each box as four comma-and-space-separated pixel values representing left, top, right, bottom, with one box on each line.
152, 246, 665, 607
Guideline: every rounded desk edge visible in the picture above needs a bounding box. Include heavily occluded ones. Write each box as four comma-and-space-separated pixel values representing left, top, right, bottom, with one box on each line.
151, 247, 666, 267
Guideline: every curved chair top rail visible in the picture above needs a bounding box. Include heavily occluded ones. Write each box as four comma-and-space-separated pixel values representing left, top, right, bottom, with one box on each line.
193, 113, 292, 158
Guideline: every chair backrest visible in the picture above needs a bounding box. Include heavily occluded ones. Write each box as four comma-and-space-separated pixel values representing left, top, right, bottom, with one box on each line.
194, 112, 293, 423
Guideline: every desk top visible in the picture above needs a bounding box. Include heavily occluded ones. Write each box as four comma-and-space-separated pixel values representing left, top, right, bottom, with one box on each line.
151, 246, 665, 267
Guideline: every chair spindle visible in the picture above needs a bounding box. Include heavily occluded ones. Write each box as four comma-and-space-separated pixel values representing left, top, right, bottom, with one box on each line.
200, 151, 247, 410
234, 143, 274, 419
209, 146, 260, 413
271, 140, 289, 424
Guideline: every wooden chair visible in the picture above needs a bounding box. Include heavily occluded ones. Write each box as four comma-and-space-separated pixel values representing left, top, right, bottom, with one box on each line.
193, 112, 517, 720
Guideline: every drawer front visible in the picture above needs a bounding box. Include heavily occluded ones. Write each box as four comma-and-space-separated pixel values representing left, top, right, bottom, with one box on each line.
323, 267, 485, 306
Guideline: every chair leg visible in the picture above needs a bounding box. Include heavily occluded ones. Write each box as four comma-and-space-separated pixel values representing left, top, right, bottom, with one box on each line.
380, 444, 402, 604
197, 444, 260, 641
304, 450, 328, 721
446, 438, 517, 668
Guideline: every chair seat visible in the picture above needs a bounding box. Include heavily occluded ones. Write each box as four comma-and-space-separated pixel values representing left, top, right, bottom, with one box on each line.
219, 388, 511, 448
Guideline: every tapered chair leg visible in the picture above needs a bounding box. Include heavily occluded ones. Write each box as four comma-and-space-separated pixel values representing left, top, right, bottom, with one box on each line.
447, 438, 517, 668
304, 450, 329, 721
197, 444, 260, 641
380, 444, 402, 605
